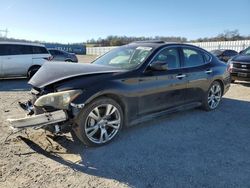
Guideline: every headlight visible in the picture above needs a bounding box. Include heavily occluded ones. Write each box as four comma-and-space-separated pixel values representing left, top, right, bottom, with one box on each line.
35, 90, 82, 109
227, 60, 234, 73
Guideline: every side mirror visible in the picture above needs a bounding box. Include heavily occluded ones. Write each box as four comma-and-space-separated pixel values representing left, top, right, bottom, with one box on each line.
149, 61, 168, 71
239, 50, 244, 54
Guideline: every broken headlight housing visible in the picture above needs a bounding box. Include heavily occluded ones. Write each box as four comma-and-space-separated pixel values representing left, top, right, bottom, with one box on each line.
34, 90, 82, 110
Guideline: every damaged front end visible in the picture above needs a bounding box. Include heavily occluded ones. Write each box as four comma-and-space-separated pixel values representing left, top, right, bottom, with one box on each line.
7, 88, 83, 133
7, 61, 123, 135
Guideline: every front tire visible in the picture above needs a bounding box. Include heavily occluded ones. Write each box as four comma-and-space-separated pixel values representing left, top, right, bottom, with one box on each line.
72, 97, 124, 147
202, 81, 222, 111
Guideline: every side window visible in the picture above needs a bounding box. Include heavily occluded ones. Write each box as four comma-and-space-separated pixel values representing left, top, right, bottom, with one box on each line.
33, 46, 48, 54
5, 45, 23, 55
182, 48, 205, 67
56, 50, 65, 55
20, 45, 32, 54
204, 53, 211, 63
0, 44, 33, 55
152, 48, 180, 69
0, 44, 5, 55
49, 50, 56, 55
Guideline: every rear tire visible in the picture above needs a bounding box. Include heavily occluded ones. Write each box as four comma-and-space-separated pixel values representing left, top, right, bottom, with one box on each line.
202, 81, 222, 111
72, 97, 124, 147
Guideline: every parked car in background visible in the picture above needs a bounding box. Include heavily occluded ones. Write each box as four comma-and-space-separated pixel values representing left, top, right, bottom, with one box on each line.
210, 49, 238, 62
8, 41, 231, 147
0, 42, 52, 79
48, 49, 78, 62
228, 46, 250, 82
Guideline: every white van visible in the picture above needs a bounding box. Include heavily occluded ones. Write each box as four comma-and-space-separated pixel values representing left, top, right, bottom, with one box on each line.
0, 42, 52, 78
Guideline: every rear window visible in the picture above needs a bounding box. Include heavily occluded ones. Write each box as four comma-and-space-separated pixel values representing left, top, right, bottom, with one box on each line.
32, 46, 49, 54
223, 50, 238, 56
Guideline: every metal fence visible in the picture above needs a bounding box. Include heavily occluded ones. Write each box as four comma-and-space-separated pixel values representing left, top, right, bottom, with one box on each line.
86, 46, 117, 56
86, 40, 250, 55
189, 40, 250, 52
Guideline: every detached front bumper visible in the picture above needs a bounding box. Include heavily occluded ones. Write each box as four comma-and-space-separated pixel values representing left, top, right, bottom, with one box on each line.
7, 110, 67, 129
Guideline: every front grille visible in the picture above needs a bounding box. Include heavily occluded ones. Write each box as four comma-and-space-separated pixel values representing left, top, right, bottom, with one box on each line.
231, 72, 250, 77
233, 63, 250, 69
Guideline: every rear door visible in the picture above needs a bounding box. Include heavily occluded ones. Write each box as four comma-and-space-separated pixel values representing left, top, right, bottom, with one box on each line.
138, 47, 188, 115
2, 44, 32, 77
180, 47, 213, 103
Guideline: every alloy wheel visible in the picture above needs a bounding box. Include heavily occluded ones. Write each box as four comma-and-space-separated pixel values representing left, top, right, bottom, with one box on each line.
84, 104, 121, 144
208, 83, 222, 109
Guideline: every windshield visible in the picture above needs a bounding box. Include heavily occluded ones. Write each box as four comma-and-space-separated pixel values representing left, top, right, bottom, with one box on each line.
242, 47, 250, 55
92, 45, 153, 69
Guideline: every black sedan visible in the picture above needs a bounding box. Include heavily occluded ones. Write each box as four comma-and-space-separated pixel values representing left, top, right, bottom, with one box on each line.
210, 49, 238, 62
8, 41, 231, 146
228, 46, 250, 82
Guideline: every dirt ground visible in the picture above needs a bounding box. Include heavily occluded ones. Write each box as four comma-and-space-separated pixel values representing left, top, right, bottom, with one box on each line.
0, 74, 250, 187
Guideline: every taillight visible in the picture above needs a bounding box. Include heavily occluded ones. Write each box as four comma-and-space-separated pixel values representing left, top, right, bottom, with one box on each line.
44, 55, 53, 61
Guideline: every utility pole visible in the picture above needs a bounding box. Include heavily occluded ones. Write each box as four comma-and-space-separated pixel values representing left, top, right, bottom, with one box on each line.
0, 28, 8, 38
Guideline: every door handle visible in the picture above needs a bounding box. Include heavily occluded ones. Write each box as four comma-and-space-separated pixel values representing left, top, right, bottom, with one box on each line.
176, 74, 186, 79
205, 69, 213, 74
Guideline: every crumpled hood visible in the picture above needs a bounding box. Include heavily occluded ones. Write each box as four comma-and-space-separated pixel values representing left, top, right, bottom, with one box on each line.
232, 55, 250, 63
29, 61, 124, 88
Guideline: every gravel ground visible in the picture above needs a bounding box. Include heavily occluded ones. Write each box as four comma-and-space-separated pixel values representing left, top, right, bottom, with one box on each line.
0, 78, 250, 188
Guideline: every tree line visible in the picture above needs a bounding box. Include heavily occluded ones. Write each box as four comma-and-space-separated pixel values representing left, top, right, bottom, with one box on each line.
1, 30, 250, 47
87, 30, 250, 46
86, 36, 188, 47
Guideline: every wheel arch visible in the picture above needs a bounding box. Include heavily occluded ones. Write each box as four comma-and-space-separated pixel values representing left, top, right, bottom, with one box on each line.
65, 59, 73, 62
27, 65, 41, 77
84, 92, 129, 126
213, 79, 224, 95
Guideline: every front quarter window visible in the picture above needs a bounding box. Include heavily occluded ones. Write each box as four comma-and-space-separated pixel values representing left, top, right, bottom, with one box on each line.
151, 48, 180, 69
92, 46, 153, 69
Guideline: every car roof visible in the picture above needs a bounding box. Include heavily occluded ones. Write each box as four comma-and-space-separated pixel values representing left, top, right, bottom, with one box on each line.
127, 41, 209, 52
48, 48, 66, 52
48, 48, 60, 51
0, 41, 45, 47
